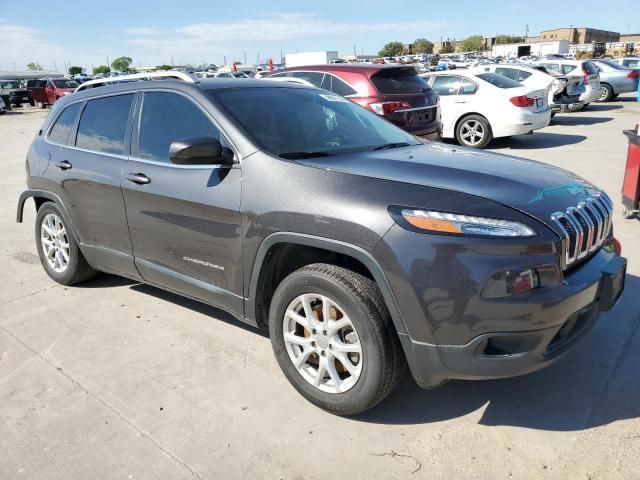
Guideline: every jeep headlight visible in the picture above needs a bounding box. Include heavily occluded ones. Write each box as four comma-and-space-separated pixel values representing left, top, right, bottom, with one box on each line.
398, 209, 536, 237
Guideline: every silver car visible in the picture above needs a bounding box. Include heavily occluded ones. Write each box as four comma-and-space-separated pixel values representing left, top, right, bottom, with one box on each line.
611, 57, 640, 69
592, 60, 639, 101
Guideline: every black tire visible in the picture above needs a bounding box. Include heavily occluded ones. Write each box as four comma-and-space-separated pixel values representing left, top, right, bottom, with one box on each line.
269, 263, 405, 415
597, 84, 613, 102
455, 114, 493, 148
28, 98, 35, 106
35, 202, 97, 285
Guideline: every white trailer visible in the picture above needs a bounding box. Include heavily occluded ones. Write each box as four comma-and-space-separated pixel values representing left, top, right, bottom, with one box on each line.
285, 51, 339, 67
492, 40, 570, 58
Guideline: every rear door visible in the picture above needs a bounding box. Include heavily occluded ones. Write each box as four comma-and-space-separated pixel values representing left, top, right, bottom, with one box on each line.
121, 90, 243, 313
46, 93, 139, 277
429, 74, 462, 135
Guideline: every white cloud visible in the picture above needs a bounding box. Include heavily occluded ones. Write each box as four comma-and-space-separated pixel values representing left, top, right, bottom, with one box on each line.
126, 13, 451, 46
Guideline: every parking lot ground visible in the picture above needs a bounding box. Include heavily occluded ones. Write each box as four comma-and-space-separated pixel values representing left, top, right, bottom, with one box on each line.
1, 97, 639, 480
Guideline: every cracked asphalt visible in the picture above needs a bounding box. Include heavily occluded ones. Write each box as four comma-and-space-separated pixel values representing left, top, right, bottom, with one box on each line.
1, 96, 639, 479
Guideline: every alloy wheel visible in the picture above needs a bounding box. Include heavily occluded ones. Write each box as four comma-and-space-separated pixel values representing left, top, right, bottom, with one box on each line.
282, 293, 363, 393
460, 119, 485, 146
40, 213, 70, 273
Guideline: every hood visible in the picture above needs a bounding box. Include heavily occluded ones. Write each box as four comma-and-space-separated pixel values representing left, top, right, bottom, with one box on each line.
300, 143, 601, 230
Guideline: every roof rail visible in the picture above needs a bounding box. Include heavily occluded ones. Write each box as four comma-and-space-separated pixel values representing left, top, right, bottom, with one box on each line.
75, 70, 198, 92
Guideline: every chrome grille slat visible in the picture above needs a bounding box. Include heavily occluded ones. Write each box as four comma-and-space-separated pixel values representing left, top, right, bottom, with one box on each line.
550, 192, 612, 269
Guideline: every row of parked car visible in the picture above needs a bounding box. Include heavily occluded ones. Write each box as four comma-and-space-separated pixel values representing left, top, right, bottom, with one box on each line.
0, 78, 79, 112
261, 58, 639, 148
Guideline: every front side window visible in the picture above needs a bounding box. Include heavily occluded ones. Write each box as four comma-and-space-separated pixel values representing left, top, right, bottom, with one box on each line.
76, 94, 134, 155
48, 102, 82, 145
138, 91, 226, 163
541, 63, 561, 74
208, 87, 419, 156
431, 75, 461, 96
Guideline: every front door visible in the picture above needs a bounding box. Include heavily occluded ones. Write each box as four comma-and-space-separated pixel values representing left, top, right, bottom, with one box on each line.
121, 90, 243, 314
46, 93, 139, 278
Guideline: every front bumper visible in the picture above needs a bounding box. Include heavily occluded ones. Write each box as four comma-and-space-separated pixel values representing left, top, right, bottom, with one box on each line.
375, 223, 626, 388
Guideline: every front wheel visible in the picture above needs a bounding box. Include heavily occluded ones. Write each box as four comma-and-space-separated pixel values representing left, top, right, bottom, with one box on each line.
35, 202, 97, 285
269, 264, 405, 415
455, 114, 492, 148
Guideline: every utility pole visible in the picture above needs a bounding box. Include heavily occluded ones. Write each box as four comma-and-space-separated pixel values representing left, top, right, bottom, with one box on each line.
353, 44, 357, 60
224, 55, 227, 66
243, 51, 247, 64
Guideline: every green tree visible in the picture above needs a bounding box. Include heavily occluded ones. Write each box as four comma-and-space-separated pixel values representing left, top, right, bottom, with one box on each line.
156, 64, 173, 70
68, 66, 83, 75
26, 62, 42, 70
111, 56, 133, 72
378, 41, 404, 57
440, 44, 455, 54
496, 35, 523, 45
92, 65, 111, 75
413, 38, 434, 54
233, 60, 242, 65
460, 35, 484, 52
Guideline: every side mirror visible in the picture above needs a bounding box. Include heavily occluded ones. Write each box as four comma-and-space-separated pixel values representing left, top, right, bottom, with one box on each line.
169, 137, 233, 165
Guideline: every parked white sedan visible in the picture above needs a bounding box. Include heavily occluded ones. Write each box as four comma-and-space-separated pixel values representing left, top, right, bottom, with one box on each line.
421, 71, 551, 148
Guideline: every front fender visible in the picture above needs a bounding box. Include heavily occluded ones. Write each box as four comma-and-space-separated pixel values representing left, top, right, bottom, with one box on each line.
246, 232, 408, 336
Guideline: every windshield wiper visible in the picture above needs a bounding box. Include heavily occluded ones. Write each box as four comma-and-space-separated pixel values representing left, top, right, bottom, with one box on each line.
371, 142, 413, 151
278, 151, 335, 159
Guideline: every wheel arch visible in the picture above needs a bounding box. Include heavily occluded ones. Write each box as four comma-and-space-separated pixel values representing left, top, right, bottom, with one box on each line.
247, 232, 408, 336
454, 111, 492, 136
17, 189, 80, 244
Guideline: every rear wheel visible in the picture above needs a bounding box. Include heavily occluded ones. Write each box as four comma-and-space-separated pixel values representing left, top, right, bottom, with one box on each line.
269, 264, 405, 415
598, 84, 613, 102
35, 203, 97, 285
455, 114, 492, 148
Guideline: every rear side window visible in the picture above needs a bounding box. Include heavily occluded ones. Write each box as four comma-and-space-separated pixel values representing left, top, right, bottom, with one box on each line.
475, 73, 521, 88
459, 78, 478, 95
624, 59, 640, 68
561, 64, 577, 74
76, 94, 134, 155
323, 74, 357, 96
138, 92, 225, 164
431, 75, 461, 96
371, 67, 431, 94
48, 103, 82, 145
290, 71, 324, 88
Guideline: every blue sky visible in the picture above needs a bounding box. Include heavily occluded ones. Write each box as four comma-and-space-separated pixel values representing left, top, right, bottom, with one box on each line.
0, 0, 635, 71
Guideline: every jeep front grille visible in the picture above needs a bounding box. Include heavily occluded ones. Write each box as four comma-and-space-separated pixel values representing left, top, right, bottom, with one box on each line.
550, 192, 612, 269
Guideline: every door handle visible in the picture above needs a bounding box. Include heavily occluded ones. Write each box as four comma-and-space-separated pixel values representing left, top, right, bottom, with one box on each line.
126, 173, 151, 185
55, 160, 72, 170
454, 100, 467, 104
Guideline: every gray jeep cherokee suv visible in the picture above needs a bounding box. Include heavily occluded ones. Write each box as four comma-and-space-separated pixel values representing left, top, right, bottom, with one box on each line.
17, 77, 626, 415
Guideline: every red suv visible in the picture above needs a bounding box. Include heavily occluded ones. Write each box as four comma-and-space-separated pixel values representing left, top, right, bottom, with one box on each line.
265, 64, 442, 140
27, 78, 78, 107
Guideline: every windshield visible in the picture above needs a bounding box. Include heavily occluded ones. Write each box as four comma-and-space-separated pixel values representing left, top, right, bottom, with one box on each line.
475, 73, 521, 88
1, 81, 22, 89
208, 87, 420, 156
53, 79, 79, 89
370, 67, 431, 94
